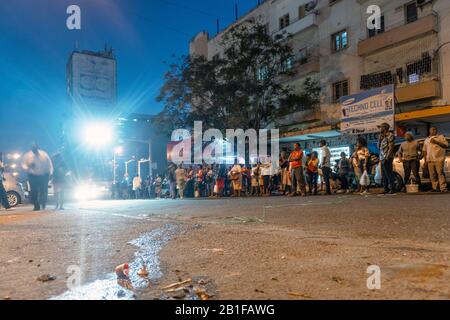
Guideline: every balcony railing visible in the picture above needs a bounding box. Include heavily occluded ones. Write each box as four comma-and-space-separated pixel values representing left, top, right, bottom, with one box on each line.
360, 52, 438, 90
358, 14, 438, 56
272, 13, 318, 39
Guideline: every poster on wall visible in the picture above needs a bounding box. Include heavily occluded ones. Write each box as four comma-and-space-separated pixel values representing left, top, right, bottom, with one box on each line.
340, 84, 394, 135
68, 52, 117, 108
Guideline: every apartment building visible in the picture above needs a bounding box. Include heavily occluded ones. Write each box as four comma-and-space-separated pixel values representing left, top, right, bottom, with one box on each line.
189, 0, 450, 153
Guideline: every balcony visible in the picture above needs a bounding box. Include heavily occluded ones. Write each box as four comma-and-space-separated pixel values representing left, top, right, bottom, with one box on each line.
277, 107, 321, 127
360, 52, 441, 103
396, 79, 441, 103
358, 14, 438, 56
273, 13, 318, 39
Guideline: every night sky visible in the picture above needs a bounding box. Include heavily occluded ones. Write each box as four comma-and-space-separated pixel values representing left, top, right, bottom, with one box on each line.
0, 0, 258, 154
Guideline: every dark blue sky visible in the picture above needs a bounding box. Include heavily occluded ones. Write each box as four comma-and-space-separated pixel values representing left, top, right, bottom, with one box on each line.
0, 0, 257, 153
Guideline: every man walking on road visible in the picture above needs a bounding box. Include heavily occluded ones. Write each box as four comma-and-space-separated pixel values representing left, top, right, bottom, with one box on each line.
397, 132, 421, 189
378, 123, 396, 194
319, 140, 332, 195
21, 143, 53, 211
423, 126, 448, 193
288, 143, 306, 197
0, 160, 12, 211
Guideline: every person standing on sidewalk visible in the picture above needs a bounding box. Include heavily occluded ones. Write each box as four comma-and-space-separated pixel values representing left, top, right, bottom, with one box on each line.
175, 164, 186, 199
319, 140, 332, 195
22, 143, 53, 211
337, 152, 351, 193
377, 123, 396, 194
167, 163, 177, 199
423, 126, 448, 193
288, 143, 306, 197
306, 151, 319, 195
0, 160, 12, 211
132, 174, 142, 199
397, 132, 421, 190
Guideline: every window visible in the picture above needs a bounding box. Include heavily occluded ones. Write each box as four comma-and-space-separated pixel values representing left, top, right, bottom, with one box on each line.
368, 15, 385, 38
257, 66, 269, 81
332, 30, 348, 52
406, 2, 418, 24
299, 5, 306, 20
298, 47, 308, 64
333, 80, 349, 102
281, 57, 294, 72
279, 14, 290, 30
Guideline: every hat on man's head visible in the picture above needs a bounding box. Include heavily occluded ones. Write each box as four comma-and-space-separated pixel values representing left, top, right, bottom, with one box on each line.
377, 122, 391, 130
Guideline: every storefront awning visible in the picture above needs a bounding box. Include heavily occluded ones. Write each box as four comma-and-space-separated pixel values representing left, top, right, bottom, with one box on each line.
395, 105, 450, 124
280, 125, 341, 143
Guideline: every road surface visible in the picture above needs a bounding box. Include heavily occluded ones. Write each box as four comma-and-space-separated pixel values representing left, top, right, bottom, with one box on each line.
0, 193, 449, 300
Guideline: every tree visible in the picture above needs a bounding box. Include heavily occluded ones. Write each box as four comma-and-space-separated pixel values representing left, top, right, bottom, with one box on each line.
155, 22, 320, 135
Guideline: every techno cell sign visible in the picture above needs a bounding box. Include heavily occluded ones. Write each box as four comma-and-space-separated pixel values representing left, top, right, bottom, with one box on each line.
68, 52, 117, 108
340, 84, 394, 135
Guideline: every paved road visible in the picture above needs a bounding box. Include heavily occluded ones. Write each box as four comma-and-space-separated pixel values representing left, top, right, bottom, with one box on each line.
0, 193, 449, 300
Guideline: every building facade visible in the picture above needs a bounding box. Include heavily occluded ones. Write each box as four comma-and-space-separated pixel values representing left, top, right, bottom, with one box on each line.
190, 0, 450, 153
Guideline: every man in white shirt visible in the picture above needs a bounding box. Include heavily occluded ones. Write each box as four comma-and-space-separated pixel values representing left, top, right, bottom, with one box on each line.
21, 143, 54, 211
423, 127, 448, 193
320, 140, 332, 195
132, 174, 142, 199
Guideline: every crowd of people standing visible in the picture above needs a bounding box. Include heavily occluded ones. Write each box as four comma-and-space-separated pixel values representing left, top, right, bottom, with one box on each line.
150, 123, 448, 200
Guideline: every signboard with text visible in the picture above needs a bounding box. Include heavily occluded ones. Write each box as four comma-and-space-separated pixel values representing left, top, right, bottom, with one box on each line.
340, 85, 394, 135
68, 52, 117, 108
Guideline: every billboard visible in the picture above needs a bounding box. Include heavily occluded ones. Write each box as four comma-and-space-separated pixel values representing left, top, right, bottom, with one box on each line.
68, 52, 117, 108
340, 85, 394, 135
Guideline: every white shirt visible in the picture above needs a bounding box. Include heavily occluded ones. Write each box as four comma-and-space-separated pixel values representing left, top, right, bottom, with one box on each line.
260, 162, 272, 176
423, 135, 448, 162
132, 176, 142, 190
320, 146, 331, 168
21, 150, 54, 176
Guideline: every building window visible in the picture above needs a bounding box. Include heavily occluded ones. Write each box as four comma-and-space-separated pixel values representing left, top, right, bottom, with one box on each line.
281, 57, 294, 72
368, 15, 385, 38
332, 30, 348, 52
299, 5, 306, 20
257, 65, 269, 81
279, 14, 290, 30
298, 47, 308, 64
333, 80, 349, 102
405, 2, 418, 24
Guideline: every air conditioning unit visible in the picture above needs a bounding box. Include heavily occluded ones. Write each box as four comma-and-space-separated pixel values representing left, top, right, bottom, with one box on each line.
416, 0, 434, 8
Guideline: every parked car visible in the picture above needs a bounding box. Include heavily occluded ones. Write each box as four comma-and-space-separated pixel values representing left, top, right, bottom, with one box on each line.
3, 173, 25, 207
393, 138, 450, 190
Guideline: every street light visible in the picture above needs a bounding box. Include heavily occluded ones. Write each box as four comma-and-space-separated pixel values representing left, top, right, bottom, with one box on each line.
82, 122, 113, 148
12, 153, 21, 160
125, 158, 135, 177
137, 158, 150, 177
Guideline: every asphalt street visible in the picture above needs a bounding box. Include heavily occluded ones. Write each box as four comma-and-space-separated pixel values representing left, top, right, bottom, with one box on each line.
0, 193, 449, 300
